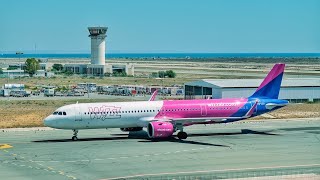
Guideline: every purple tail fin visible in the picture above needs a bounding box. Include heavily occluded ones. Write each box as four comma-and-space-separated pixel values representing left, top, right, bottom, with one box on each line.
250, 63, 285, 99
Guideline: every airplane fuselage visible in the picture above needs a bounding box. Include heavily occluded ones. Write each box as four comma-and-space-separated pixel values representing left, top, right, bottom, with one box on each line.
44, 98, 287, 130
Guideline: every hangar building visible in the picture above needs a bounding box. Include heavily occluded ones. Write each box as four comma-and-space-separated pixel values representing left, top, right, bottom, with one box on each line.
184, 78, 320, 103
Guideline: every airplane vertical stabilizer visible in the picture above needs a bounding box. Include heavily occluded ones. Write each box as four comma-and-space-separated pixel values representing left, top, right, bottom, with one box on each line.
250, 63, 285, 99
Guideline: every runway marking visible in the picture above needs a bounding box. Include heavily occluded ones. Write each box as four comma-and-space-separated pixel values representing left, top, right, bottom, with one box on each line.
65, 161, 76, 163
94, 158, 104, 161
2, 146, 214, 167
0, 144, 13, 149
0, 149, 78, 180
103, 163, 320, 180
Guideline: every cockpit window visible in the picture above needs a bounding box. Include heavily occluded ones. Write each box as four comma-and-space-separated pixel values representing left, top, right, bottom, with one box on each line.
53, 111, 67, 115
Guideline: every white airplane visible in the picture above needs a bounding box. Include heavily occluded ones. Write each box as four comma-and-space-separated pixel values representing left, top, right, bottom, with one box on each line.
44, 64, 288, 141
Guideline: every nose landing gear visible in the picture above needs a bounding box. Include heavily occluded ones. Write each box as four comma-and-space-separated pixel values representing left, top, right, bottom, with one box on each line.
72, 129, 78, 141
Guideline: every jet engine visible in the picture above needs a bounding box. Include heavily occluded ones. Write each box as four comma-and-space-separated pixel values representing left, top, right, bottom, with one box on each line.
147, 121, 174, 138
120, 127, 143, 132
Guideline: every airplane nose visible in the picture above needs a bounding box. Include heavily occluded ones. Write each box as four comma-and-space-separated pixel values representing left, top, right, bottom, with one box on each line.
44, 116, 54, 127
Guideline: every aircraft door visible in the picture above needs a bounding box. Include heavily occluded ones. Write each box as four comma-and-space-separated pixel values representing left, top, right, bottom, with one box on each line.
201, 104, 207, 116
74, 105, 82, 121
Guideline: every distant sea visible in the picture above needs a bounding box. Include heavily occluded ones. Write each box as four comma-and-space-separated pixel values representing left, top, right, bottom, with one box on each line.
0, 53, 320, 59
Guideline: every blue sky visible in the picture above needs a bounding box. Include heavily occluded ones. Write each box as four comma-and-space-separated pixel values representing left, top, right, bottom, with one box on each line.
0, 0, 319, 53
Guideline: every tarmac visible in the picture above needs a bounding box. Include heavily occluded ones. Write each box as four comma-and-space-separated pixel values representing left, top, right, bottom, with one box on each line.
0, 118, 320, 180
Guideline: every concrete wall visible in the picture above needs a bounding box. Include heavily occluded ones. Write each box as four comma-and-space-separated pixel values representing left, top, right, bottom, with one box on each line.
279, 87, 320, 102
221, 87, 320, 101
212, 88, 222, 99
221, 88, 256, 98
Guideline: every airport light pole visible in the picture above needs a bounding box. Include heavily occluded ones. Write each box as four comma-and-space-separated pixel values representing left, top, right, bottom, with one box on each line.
87, 82, 90, 98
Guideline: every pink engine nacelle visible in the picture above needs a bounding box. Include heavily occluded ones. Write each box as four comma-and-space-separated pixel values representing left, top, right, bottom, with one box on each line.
147, 121, 174, 138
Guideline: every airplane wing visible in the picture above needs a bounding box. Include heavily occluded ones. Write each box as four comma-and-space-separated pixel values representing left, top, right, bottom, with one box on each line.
148, 90, 158, 101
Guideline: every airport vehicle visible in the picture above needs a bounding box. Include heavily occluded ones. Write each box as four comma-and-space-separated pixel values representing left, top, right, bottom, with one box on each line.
10, 90, 30, 97
0, 89, 10, 97
44, 89, 55, 97
44, 64, 288, 141
31, 91, 41, 96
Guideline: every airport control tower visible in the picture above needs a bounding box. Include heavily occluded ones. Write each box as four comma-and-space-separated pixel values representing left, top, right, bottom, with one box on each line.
88, 27, 108, 65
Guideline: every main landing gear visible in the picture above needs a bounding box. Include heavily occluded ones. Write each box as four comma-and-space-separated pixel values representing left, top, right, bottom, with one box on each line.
175, 123, 188, 140
177, 131, 188, 140
72, 129, 78, 141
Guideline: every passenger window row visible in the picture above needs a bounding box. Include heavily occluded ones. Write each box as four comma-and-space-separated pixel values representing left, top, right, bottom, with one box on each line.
162, 108, 200, 112
84, 109, 158, 115
82, 106, 241, 116
209, 107, 239, 110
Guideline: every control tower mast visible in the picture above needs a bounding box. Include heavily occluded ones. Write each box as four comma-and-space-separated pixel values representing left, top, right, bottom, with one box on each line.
88, 27, 108, 65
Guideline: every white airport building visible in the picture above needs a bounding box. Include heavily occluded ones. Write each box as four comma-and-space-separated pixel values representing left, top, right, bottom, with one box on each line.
64, 27, 134, 76
184, 78, 320, 102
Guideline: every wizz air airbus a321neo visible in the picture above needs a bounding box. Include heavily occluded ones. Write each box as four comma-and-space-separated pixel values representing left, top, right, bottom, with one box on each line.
44, 63, 288, 141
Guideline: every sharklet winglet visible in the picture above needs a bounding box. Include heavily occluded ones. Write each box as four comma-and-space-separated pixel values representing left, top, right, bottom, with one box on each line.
148, 90, 158, 101
245, 100, 258, 117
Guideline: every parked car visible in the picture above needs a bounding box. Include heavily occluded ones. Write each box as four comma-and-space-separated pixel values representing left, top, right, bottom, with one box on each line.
74, 91, 84, 96
67, 92, 75, 96
32, 91, 40, 96
55, 92, 65, 96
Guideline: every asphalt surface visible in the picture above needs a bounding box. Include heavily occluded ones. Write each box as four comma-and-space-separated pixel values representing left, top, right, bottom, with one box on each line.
0, 118, 320, 180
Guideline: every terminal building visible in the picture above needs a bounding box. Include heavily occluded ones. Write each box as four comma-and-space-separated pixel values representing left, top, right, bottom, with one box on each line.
2, 61, 53, 78
64, 27, 134, 76
184, 78, 320, 103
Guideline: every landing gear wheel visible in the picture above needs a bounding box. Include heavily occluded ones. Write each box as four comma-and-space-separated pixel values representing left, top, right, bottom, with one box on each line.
72, 136, 78, 141
177, 131, 188, 140
72, 129, 78, 141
